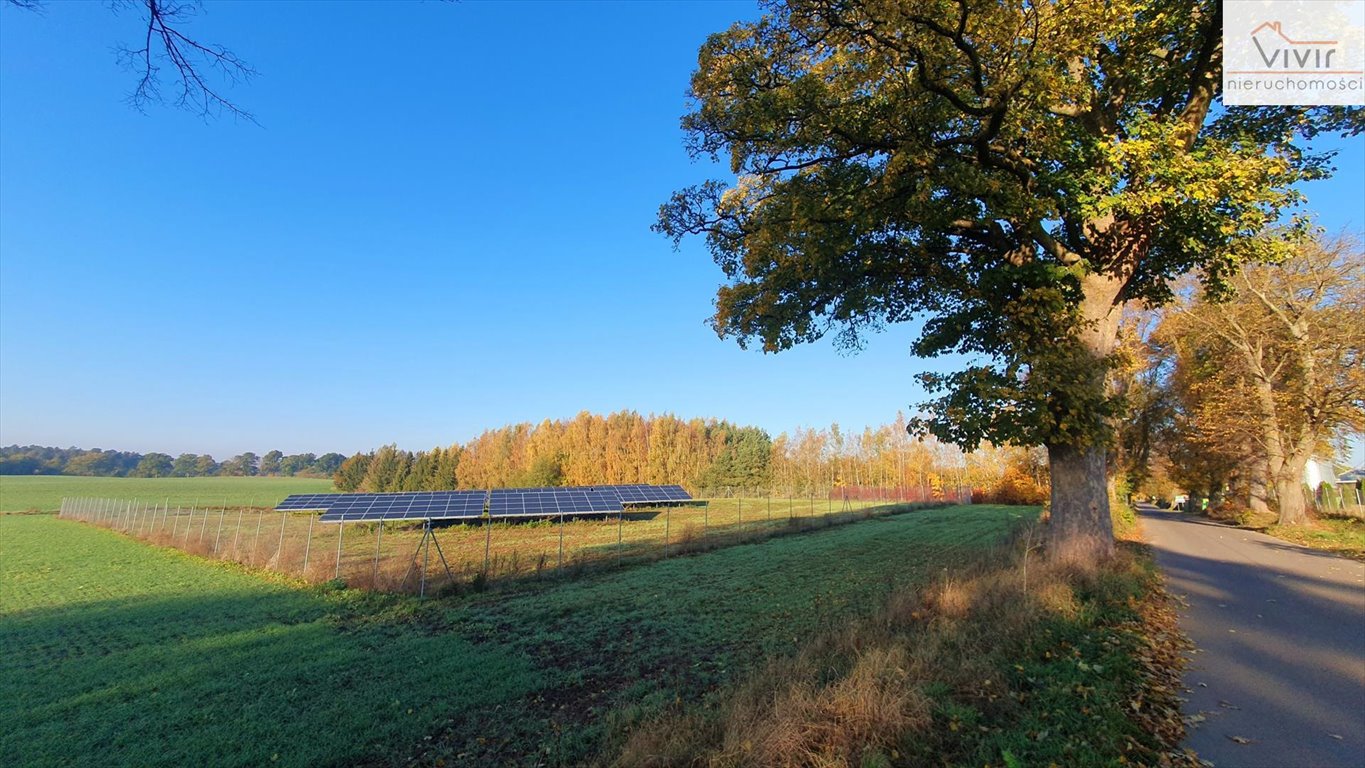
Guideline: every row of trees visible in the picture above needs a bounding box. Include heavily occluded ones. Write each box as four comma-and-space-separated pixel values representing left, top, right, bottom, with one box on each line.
1117, 235, 1364, 525
0, 445, 346, 479
334, 410, 1028, 496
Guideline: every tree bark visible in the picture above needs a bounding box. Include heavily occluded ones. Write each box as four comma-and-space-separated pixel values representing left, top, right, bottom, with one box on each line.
1275, 453, 1310, 526
1047, 443, 1115, 562
1043, 269, 1124, 562
1248, 456, 1272, 517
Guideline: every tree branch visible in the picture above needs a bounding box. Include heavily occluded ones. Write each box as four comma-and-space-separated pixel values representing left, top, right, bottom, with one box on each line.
114, 0, 256, 122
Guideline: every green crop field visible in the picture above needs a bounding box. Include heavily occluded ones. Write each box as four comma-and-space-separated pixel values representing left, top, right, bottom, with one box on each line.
0, 504, 1031, 767
0, 476, 334, 513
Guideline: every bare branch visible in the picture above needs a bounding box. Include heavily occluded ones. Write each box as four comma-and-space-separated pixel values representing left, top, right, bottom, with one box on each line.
113, 0, 256, 122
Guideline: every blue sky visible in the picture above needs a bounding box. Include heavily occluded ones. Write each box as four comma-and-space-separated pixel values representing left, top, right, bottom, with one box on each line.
1, 2, 1362, 460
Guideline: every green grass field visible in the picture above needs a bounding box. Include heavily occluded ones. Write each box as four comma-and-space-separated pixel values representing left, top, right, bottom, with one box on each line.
0, 504, 1031, 767
0, 476, 334, 513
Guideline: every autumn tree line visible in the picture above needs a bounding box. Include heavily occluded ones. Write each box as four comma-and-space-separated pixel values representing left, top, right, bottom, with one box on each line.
1115, 234, 1365, 526
334, 411, 1031, 498
0, 445, 346, 479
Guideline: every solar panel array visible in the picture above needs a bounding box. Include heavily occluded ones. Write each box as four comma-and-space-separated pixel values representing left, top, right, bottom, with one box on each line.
276, 484, 693, 523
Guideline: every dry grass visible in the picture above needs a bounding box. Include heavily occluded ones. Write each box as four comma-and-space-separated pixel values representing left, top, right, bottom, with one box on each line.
59, 498, 947, 595
611, 524, 1194, 768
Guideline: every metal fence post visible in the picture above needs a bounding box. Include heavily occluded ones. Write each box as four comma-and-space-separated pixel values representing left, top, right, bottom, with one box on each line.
738, 494, 743, 531
232, 501, 248, 559
373, 522, 384, 585
275, 511, 288, 564
483, 518, 492, 575
664, 505, 671, 552
303, 513, 315, 577
558, 513, 565, 571
213, 500, 228, 554
334, 520, 344, 580
420, 530, 431, 597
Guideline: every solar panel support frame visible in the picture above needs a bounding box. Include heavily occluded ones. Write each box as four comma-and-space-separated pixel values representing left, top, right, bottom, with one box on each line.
398, 521, 456, 597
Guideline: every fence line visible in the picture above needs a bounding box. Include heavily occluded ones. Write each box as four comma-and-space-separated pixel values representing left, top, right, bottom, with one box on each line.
57, 485, 972, 595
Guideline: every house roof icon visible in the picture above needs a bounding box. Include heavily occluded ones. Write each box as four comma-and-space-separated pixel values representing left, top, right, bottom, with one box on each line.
1250, 21, 1337, 45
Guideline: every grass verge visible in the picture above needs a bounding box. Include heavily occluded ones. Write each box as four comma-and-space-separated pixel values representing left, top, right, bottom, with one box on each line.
609, 525, 1196, 768
1206, 503, 1365, 562
1264, 517, 1365, 561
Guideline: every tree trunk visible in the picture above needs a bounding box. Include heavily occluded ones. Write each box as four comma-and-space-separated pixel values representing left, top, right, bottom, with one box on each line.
1275, 454, 1310, 526
1248, 457, 1272, 517
1043, 269, 1123, 562
1047, 443, 1115, 562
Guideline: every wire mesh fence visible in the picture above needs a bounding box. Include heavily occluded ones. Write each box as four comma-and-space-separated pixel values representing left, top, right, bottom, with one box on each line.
1311, 481, 1365, 520
58, 485, 971, 595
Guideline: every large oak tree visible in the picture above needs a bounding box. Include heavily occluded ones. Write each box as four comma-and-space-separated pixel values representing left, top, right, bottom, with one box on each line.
656, 0, 1361, 560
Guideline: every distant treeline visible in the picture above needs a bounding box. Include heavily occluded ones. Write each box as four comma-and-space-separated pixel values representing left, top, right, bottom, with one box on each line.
336, 410, 1018, 495
0, 445, 346, 478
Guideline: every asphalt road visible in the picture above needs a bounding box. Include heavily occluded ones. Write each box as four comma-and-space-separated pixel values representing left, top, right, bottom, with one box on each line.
1140, 505, 1365, 768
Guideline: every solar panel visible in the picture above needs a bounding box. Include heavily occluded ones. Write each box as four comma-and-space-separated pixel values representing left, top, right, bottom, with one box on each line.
276, 493, 347, 510
596, 484, 693, 505
488, 488, 622, 517
318, 491, 488, 522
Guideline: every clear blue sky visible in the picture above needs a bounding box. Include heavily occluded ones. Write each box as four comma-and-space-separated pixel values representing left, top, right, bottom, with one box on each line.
1, 2, 1362, 459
